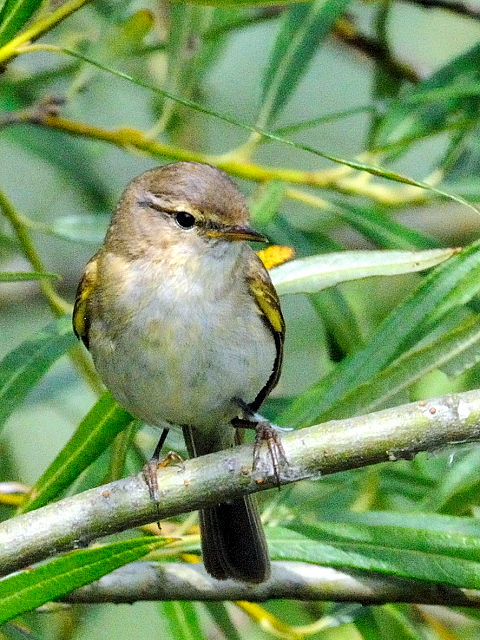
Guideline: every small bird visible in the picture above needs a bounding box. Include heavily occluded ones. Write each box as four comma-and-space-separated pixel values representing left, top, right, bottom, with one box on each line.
73, 161, 285, 583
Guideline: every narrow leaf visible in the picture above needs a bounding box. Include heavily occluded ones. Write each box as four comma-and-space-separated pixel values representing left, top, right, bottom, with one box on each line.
158, 602, 205, 640
268, 527, 480, 589
249, 180, 285, 227
0, 537, 169, 625
0, 317, 76, 431
322, 510, 480, 538
0, 0, 43, 47
376, 42, 480, 148
261, 0, 353, 125
296, 520, 480, 562
20, 393, 134, 513
203, 603, 243, 640
419, 446, 480, 513
58, 47, 478, 213
330, 312, 480, 419
279, 240, 480, 427
270, 248, 456, 296
331, 202, 439, 250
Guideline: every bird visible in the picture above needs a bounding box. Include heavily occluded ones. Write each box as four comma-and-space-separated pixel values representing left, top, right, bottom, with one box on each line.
73, 161, 285, 583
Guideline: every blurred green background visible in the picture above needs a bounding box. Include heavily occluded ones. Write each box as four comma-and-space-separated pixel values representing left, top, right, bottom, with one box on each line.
3, 0, 480, 638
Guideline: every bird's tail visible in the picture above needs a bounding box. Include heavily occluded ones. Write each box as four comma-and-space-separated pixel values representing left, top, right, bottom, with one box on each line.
182, 425, 270, 583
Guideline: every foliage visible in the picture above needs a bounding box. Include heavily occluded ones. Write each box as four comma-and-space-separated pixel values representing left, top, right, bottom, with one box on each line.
1, 0, 480, 639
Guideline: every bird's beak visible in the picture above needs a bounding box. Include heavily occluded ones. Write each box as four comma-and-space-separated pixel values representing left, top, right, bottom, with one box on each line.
207, 225, 269, 243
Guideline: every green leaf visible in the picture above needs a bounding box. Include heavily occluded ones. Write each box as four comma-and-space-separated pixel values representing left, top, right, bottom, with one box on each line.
279, 240, 480, 427
311, 287, 365, 357
418, 446, 480, 514
0, 317, 76, 432
322, 510, 480, 538
157, 602, 205, 640
0, 271, 58, 282
270, 248, 456, 296
330, 312, 480, 419
0, 537, 169, 625
376, 42, 480, 149
113, 9, 154, 57
275, 104, 377, 136
331, 202, 439, 250
249, 180, 286, 227
0, 232, 17, 253
260, 0, 353, 125
268, 527, 480, 589
19, 393, 134, 513
203, 603, 243, 640
0, 0, 43, 47
296, 519, 480, 562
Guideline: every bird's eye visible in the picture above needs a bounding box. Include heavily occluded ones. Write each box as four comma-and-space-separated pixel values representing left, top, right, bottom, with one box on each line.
175, 211, 196, 229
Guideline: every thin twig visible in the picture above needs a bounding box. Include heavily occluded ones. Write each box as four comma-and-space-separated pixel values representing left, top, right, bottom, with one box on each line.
0, 389, 480, 578
0, 188, 69, 316
399, 0, 480, 19
1, 107, 432, 206
334, 18, 422, 84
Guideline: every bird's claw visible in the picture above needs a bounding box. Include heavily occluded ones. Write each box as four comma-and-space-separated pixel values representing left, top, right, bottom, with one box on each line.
232, 400, 288, 487
143, 451, 184, 527
252, 421, 288, 488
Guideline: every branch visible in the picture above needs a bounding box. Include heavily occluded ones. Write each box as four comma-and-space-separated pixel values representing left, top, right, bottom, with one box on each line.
334, 18, 422, 84
1, 390, 480, 579
0, 106, 433, 206
399, 0, 480, 20
63, 561, 480, 607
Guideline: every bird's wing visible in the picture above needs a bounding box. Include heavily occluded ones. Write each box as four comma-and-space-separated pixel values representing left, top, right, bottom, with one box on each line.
246, 251, 285, 411
72, 255, 99, 349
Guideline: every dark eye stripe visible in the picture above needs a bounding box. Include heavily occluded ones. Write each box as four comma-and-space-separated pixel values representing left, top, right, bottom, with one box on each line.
142, 195, 198, 227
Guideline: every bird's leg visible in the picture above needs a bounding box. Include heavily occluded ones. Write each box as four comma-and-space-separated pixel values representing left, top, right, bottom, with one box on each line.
232, 398, 289, 487
143, 428, 183, 524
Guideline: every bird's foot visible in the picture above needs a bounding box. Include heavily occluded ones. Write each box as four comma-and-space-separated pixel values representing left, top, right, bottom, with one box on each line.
143, 446, 183, 527
253, 420, 288, 488
232, 399, 290, 487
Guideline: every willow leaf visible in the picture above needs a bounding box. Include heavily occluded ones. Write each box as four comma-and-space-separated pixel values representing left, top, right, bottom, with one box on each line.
261, 0, 352, 125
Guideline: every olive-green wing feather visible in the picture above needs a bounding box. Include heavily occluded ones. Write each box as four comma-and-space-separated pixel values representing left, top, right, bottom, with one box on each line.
246, 252, 285, 411
73, 256, 98, 349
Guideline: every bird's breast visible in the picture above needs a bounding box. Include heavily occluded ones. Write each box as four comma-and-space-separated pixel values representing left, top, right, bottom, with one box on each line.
88, 249, 277, 431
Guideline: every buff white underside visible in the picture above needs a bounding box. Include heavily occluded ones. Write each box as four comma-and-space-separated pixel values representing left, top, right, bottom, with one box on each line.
88, 241, 276, 441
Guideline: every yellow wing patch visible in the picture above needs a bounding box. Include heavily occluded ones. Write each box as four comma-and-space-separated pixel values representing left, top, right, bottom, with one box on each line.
73, 256, 98, 348
247, 250, 285, 335
246, 251, 285, 409
248, 273, 285, 334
